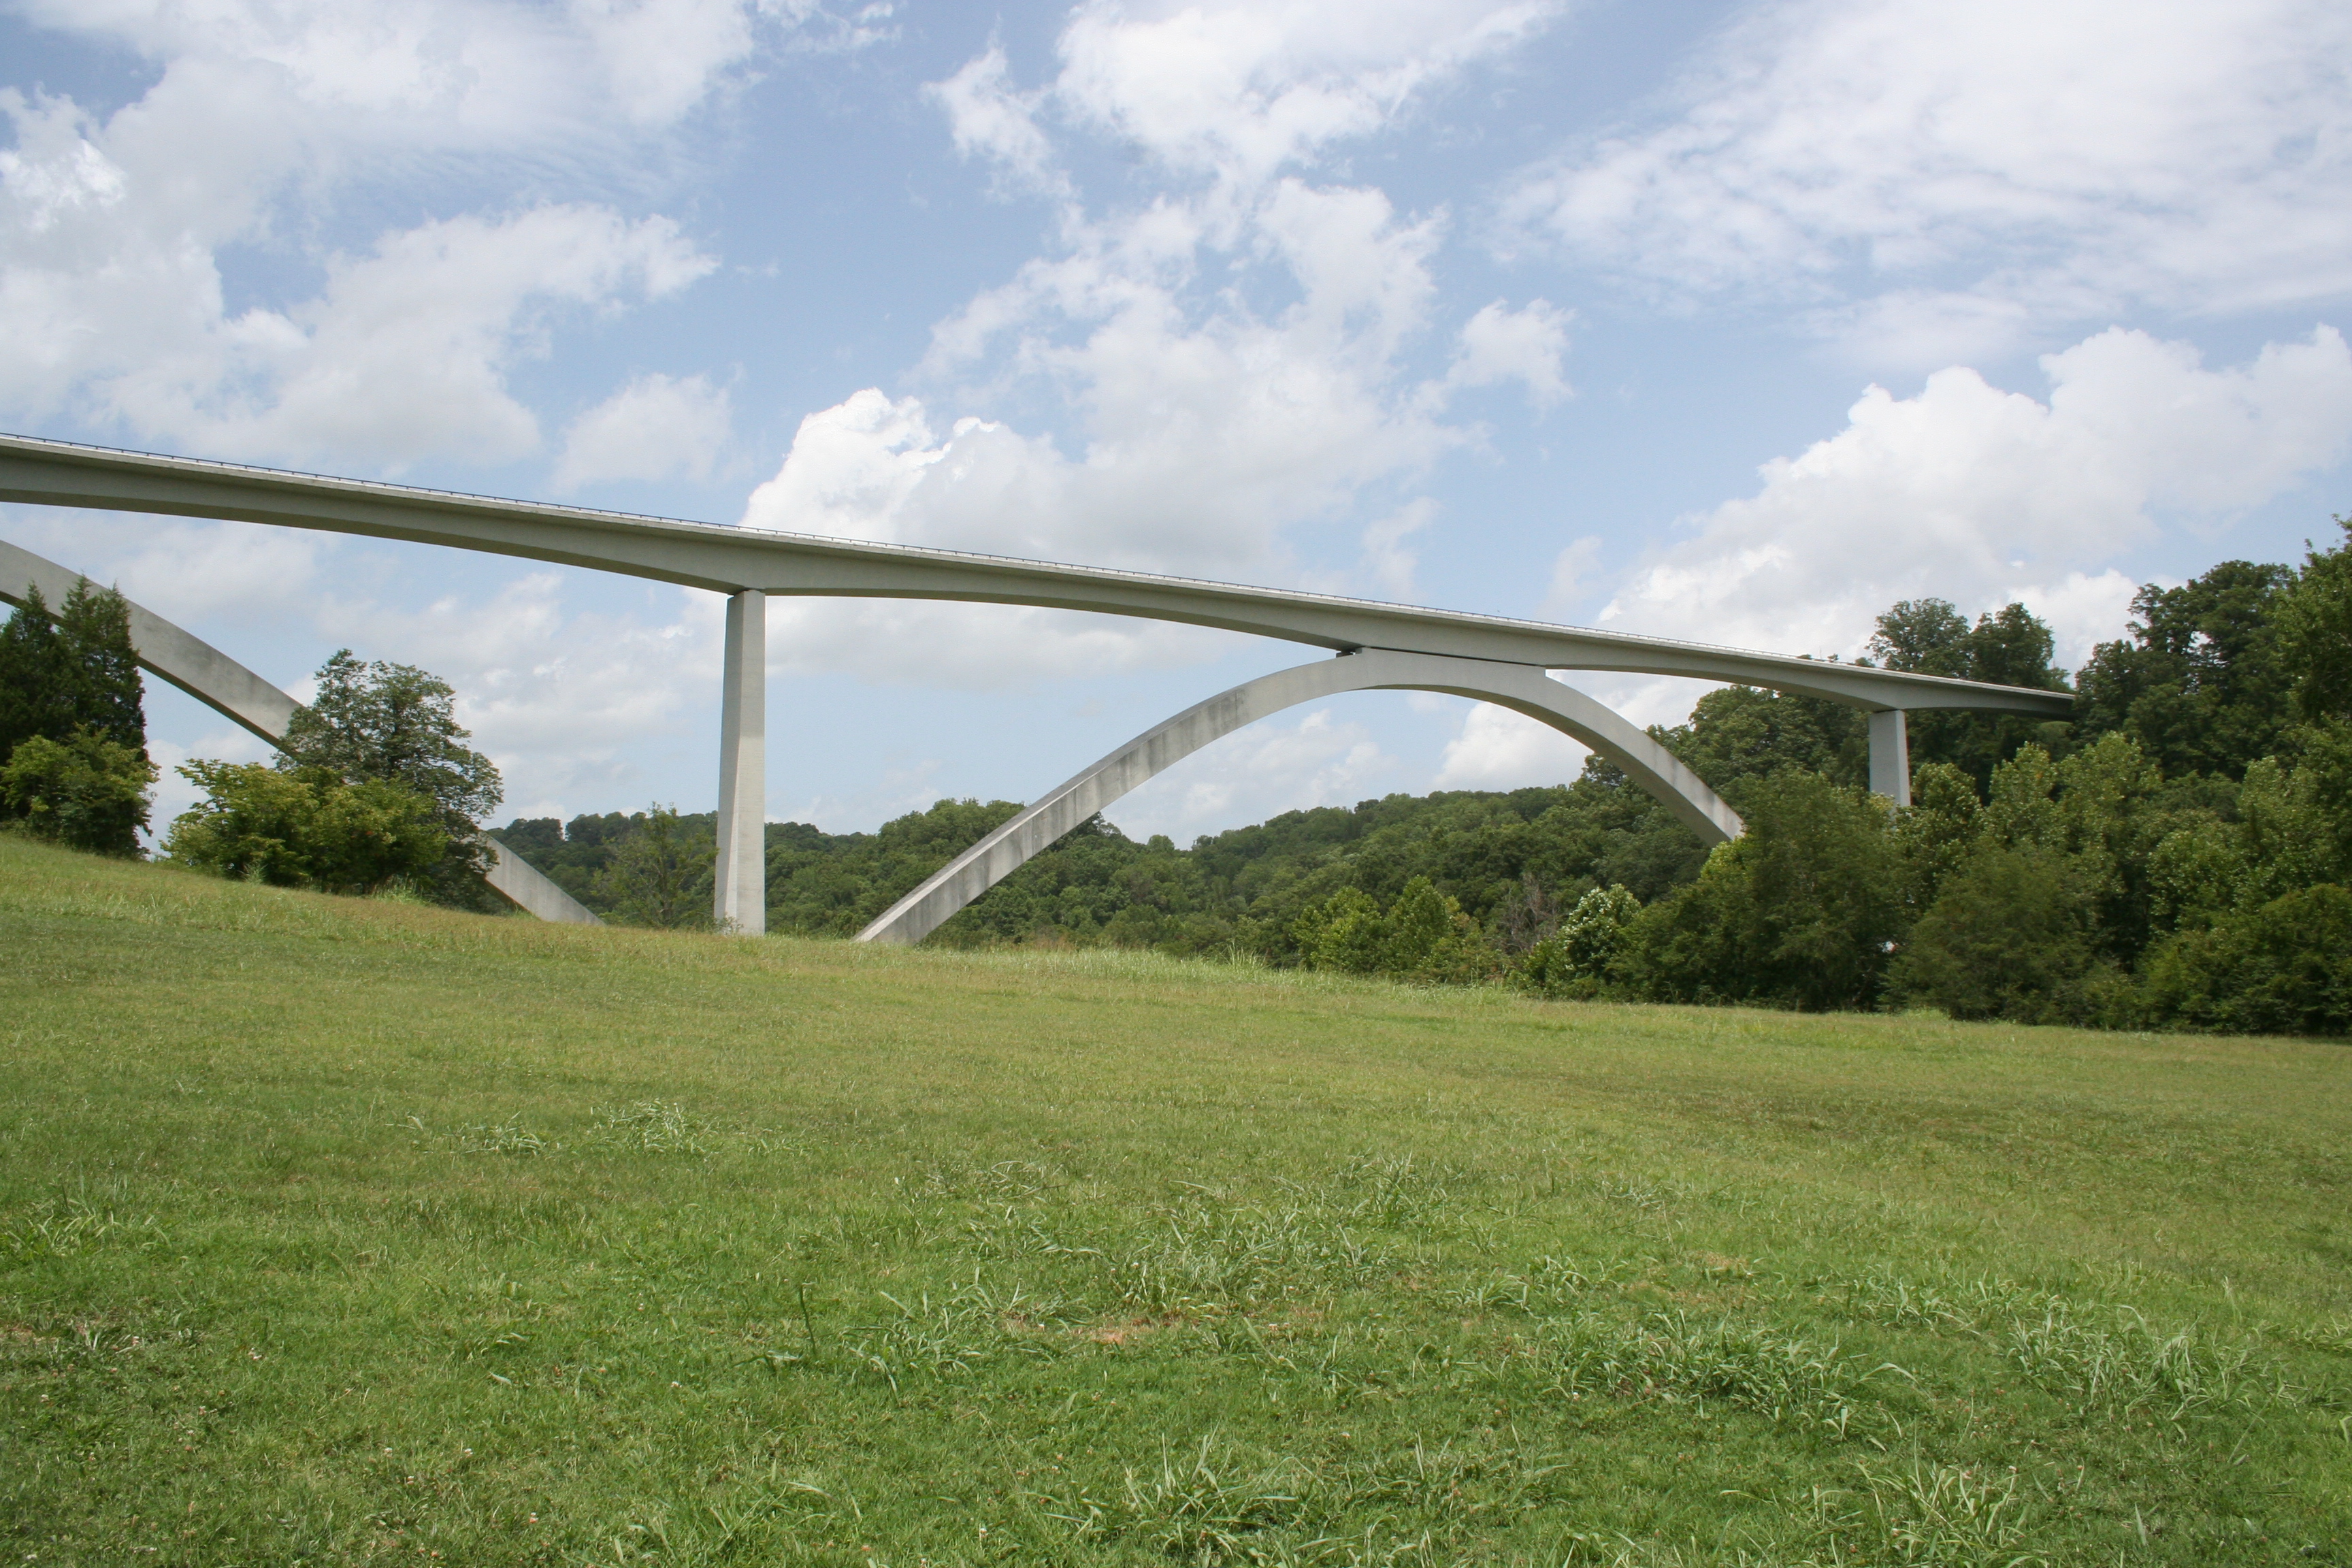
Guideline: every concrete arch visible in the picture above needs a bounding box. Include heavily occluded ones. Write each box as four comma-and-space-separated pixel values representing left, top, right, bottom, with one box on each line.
0, 538, 598, 925
858, 649, 1740, 947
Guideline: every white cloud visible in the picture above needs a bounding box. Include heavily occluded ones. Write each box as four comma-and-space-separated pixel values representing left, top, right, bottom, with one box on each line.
1443, 298, 1572, 406
1597, 325, 2352, 674
0, 0, 770, 467
0, 514, 324, 625
155, 207, 706, 466
1542, 533, 1602, 618
553, 372, 733, 491
1433, 697, 1587, 789
1108, 704, 1396, 841
751, 180, 1459, 581
755, 10, 1578, 685
927, 45, 1066, 197
316, 571, 724, 802
1056, 0, 1560, 186
1503, 0, 2352, 357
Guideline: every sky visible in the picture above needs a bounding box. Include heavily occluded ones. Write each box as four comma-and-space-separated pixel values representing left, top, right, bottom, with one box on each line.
3, 0, 2349, 844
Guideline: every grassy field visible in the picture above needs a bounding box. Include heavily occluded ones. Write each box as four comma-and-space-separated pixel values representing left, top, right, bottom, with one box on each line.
1, 835, 2347, 1567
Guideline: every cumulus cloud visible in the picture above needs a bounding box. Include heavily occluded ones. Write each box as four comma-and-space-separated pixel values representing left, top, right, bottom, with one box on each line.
553, 372, 734, 491
926, 45, 1066, 197
1054, 0, 1559, 186
747, 7, 1575, 691
0, 0, 797, 466
1597, 326, 2352, 674
1433, 697, 1587, 790
751, 185, 1453, 578
1503, 0, 2352, 358
1443, 299, 1573, 406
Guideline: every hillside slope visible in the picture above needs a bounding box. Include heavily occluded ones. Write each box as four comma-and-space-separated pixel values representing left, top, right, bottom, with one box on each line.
2, 838, 2347, 1565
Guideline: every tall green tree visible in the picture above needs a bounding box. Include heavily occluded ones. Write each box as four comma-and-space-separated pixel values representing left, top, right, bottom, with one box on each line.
52, 579, 146, 753
2074, 561, 2299, 780
0, 585, 77, 769
1620, 769, 1907, 1011
2, 579, 149, 840
1869, 598, 2072, 789
1, 578, 147, 771
279, 651, 502, 900
1660, 684, 1867, 791
596, 804, 715, 928
2276, 517, 2351, 722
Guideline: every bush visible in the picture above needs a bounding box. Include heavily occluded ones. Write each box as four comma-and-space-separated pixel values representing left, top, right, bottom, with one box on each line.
165, 762, 448, 893
1887, 846, 2111, 1024
1291, 876, 1501, 984
595, 804, 715, 928
2138, 883, 2352, 1037
1620, 770, 1906, 1011
1, 729, 156, 856
1517, 884, 1638, 999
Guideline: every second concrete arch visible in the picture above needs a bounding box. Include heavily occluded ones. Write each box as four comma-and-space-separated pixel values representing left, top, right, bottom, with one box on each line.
859, 650, 1741, 947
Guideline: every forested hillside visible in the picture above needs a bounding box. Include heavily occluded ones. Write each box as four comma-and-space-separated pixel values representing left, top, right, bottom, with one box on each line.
495, 521, 2351, 1034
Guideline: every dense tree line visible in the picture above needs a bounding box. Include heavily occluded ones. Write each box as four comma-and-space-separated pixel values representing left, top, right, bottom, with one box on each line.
501, 521, 2351, 1035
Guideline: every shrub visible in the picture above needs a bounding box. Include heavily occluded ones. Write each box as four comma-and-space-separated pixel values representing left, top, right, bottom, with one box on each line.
2139, 883, 2352, 1037
1888, 845, 2111, 1024
1, 729, 157, 856
1620, 769, 1906, 1011
1518, 883, 1638, 999
1291, 876, 1501, 984
595, 804, 715, 928
165, 762, 448, 893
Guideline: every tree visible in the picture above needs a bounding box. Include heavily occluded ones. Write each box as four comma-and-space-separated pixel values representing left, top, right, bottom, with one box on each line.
1660, 684, 1867, 792
0, 585, 78, 773
165, 762, 448, 892
1291, 876, 1499, 983
596, 805, 715, 928
280, 651, 502, 901
2139, 884, 2352, 1037
1871, 599, 2072, 789
1518, 883, 1639, 998
1, 730, 157, 855
2074, 561, 2299, 781
1888, 845, 2106, 1024
2276, 517, 2352, 722
1620, 769, 1906, 1011
1, 579, 148, 829
52, 579, 145, 753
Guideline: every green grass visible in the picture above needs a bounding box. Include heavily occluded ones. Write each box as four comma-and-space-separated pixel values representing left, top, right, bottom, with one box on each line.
2, 836, 2347, 1567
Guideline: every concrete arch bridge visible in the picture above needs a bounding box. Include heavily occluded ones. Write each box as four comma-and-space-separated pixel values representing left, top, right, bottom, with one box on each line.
0, 433, 2070, 938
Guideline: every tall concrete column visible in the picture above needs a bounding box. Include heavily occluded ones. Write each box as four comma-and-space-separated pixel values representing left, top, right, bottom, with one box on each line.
714, 589, 766, 934
1867, 708, 1912, 808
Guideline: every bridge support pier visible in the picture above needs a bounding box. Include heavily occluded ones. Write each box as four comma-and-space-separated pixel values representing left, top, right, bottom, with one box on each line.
1867, 708, 1911, 808
714, 589, 766, 934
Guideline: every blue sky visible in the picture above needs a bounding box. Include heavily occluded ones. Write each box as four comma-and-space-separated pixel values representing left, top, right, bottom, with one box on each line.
3, 0, 2349, 842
